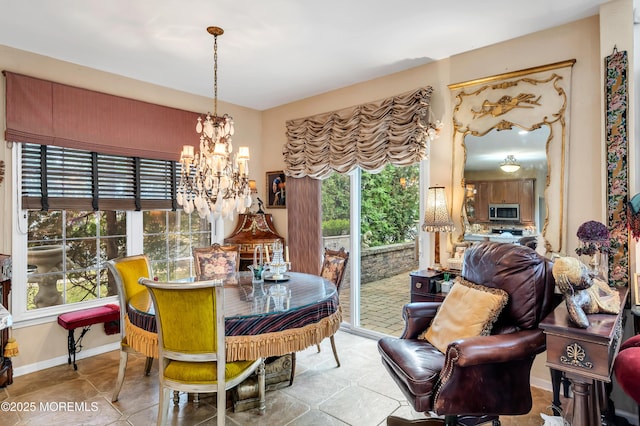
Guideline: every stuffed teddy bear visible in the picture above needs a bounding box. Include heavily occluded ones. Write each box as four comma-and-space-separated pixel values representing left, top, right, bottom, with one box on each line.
552, 256, 620, 328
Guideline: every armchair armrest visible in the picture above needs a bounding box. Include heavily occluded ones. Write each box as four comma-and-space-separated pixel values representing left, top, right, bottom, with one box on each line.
446, 329, 546, 367
400, 302, 442, 339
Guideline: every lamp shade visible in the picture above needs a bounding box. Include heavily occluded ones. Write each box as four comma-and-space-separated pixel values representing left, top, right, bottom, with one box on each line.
422, 186, 455, 232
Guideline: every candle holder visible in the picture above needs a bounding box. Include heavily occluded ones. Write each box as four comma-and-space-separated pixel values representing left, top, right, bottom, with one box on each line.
268, 241, 288, 280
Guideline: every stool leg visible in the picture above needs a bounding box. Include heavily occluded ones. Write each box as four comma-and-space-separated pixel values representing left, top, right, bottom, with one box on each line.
66, 329, 75, 367
67, 326, 92, 371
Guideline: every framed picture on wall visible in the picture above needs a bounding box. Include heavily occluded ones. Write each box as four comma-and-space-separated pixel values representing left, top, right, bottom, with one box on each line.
266, 171, 286, 208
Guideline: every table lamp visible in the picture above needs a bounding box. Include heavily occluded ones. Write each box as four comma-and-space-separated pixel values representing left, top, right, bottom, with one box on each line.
422, 186, 455, 270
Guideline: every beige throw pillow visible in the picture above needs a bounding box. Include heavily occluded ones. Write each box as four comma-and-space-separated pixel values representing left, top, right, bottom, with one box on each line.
420, 278, 509, 354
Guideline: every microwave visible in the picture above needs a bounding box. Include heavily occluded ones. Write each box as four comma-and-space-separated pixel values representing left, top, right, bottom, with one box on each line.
489, 204, 520, 221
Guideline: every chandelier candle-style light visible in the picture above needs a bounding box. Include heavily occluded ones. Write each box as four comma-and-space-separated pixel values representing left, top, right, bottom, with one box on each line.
177, 26, 251, 221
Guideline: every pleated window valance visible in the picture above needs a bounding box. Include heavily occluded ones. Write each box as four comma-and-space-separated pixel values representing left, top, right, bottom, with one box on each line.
284, 86, 434, 179
3, 71, 198, 161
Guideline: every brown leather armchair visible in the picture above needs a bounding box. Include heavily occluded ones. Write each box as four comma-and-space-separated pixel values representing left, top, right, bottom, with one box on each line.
378, 241, 556, 425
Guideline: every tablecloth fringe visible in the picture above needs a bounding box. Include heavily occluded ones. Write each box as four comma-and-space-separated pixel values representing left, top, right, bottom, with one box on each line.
124, 307, 343, 362
226, 308, 342, 361
124, 316, 158, 358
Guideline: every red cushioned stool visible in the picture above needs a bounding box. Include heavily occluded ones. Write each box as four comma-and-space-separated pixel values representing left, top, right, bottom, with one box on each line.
57, 304, 120, 370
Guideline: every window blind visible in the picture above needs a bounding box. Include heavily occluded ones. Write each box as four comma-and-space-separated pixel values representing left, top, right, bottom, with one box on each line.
21, 143, 178, 211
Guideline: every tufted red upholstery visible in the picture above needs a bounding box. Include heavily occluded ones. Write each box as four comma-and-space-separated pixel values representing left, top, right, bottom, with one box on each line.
614, 334, 640, 405
57, 304, 120, 330
378, 241, 556, 420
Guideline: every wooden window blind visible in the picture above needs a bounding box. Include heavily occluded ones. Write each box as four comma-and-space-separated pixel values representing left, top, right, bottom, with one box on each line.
21, 143, 177, 211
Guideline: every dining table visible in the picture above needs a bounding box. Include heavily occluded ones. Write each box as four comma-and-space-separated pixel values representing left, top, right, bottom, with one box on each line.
125, 271, 342, 362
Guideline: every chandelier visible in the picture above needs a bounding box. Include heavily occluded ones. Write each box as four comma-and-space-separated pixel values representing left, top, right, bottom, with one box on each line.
177, 26, 251, 221
500, 155, 521, 173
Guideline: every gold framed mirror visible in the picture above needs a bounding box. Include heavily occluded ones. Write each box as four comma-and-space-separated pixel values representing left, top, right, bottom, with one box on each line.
448, 60, 575, 255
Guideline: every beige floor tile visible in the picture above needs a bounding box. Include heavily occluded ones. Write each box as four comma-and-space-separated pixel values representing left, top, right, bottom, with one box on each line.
3, 272, 562, 425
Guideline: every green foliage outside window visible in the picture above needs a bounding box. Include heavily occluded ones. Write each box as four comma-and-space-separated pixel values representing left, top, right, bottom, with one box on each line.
26, 210, 126, 310
321, 164, 419, 247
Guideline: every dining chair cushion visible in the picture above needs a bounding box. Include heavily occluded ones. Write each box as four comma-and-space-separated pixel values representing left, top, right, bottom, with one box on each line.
321, 255, 347, 286
164, 360, 258, 384
195, 251, 239, 278
113, 257, 151, 301
420, 278, 509, 354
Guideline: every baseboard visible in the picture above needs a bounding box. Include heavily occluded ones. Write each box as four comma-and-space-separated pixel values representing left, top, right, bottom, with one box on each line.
13, 342, 120, 377
531, 376, 554, 393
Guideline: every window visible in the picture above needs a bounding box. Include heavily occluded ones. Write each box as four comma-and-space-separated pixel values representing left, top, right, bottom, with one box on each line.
142, 210, 211, 281
16, 143, 209, 319
27, 210, 126, 310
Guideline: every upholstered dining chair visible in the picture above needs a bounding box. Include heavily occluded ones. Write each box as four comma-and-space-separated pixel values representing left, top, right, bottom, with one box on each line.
193, 243, 240, 280
105, 254, 155, 402
318, 247, 349, 363
289, 247, 349, 385
378, 241, 556, 426
139, 278, 265, 426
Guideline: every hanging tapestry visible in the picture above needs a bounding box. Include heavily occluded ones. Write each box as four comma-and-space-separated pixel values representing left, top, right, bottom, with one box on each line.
605, 48, 629, 288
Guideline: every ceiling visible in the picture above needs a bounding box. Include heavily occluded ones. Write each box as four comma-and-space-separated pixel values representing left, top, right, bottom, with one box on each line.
0, 0, 609, 110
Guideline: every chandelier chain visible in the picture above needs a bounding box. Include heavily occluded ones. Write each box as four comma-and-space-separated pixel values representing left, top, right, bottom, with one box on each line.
213, 32, 218, 117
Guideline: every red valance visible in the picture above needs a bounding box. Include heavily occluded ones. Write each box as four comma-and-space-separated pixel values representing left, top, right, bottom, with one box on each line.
4, 71, 198, 161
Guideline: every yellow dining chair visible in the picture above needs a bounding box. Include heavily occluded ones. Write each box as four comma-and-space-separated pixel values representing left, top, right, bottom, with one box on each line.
106, 254, 155, 402
193, 243, 240, 280
139, 278, 265, 426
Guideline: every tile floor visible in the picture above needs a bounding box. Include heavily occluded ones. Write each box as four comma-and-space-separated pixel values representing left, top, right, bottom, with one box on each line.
1, 330, 564, 425
340, 270, 414, 337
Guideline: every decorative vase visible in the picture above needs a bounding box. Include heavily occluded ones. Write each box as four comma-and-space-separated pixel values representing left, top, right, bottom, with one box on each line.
588, 252, 608, 282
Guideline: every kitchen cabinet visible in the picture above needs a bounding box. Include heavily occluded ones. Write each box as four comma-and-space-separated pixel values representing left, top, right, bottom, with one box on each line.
489, 180, 520, 204
466, 178, 535, 225
474, 182, 490, 222
519, 179, 535, 223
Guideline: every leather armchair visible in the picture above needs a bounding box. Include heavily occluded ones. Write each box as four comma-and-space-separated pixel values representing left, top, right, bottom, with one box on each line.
378, 241, 556, 425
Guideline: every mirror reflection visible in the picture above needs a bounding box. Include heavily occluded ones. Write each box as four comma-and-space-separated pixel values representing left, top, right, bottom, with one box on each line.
463, 126, 550, 245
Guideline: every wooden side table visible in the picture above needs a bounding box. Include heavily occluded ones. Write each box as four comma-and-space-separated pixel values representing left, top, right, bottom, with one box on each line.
540, 287, 628, 426
0, 278, 12, 388
409, 270, 454, 303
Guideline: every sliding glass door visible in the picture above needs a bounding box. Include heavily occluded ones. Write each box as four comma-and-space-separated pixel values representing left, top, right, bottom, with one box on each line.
322, 164, 420, 335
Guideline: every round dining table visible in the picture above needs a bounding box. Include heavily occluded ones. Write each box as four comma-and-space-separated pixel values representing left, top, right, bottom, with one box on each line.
125, 271, 342, 362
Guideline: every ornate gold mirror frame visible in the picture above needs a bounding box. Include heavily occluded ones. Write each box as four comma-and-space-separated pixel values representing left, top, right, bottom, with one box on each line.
448, 60, 575, 255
